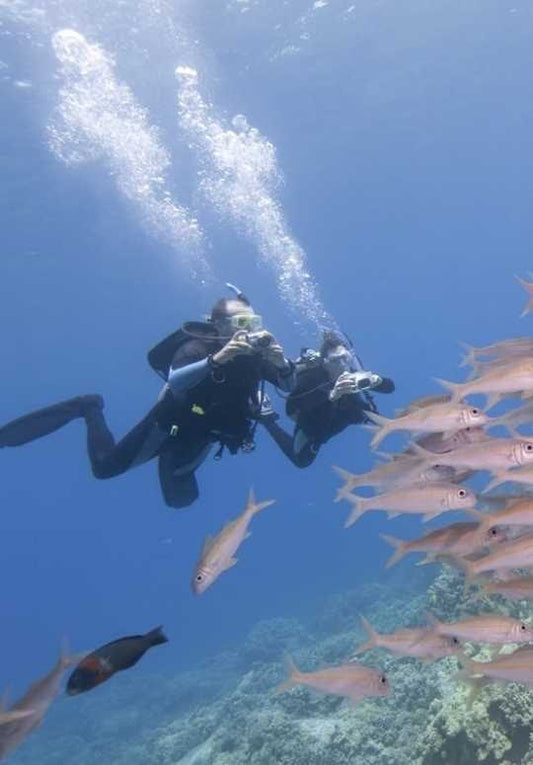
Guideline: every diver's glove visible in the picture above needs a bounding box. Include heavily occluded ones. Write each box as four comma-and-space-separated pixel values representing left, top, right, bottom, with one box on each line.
329, 371, 384, 402
211, 332, 255, 366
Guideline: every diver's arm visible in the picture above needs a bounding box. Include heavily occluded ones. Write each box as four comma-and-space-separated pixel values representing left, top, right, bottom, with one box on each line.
262, 419, 317, 468
167, 357, 211, 399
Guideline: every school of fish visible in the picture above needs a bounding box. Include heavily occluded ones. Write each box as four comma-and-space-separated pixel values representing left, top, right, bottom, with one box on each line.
5, 276, 533, 759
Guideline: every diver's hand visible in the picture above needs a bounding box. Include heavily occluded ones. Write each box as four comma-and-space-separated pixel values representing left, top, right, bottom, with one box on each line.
329, 372, 359, 402
212, 332, 255, 366
261, 336, 290, 370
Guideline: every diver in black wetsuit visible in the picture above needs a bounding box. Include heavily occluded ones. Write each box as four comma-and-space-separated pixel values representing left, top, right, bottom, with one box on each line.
0, 285, 295, 508
259, 330, 394, 468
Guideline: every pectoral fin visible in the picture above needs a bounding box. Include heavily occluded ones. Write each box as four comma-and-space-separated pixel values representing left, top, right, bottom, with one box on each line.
223, 557, 238, 571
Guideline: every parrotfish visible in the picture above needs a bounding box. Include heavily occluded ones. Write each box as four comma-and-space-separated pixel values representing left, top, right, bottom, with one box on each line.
66, 626, 168, 695
192, 488, 275, 594
275, 655, 390, 704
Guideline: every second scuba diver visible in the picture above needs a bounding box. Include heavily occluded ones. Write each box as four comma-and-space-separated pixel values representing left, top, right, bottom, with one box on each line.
258, 330, 394, 467
0, 285, 295, 509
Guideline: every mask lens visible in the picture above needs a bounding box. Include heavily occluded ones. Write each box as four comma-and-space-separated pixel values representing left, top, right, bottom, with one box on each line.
231, 314, 263, 331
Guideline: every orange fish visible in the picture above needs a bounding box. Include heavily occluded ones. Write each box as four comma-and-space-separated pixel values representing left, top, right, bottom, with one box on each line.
352, 616, 461, 661
428, 612, 533, 644
517, 276, 533, 317
437, 360, 533, 410
275, 655, 390, 705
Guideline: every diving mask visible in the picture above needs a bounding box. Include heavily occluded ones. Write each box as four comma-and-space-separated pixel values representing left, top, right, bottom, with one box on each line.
229, 313, 263, 332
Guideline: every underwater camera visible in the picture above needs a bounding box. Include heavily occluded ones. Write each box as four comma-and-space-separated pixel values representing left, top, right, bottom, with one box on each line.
246, 331, 273, 350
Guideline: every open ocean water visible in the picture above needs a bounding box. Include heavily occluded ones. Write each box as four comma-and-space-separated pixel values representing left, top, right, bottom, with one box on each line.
2, 1, 533, 763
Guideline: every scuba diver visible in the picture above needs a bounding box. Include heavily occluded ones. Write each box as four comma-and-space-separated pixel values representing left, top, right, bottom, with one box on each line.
0, 285, 295, 508
258, 330, 394, 468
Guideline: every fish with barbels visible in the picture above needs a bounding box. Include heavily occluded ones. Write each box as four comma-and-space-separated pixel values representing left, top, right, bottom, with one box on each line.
365, 397, 488, 448
483, 465, 533, 493
333, 459, 456, 495
0, 646, 75, 760
437, 359, 533, 411
459, 337, 533, 368
192, 489, 275, 594
459, 646, 533, 689
469, 496, 533, 533
412, 437, 533, 474
517, 275, 533, 317
352, 616, 462, 661
474, 575, 533, 601
66, 626, 168, 695
490, 400, 533, 438
446, 531, 533, 581
380, 522, 507, 569
339, 482, 477, 528
275, 655, 390, 705
427, 612, 533, 645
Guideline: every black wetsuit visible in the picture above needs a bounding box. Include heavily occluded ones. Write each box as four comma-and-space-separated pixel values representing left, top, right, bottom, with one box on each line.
0, 327, 294, 508
264, 362, 394, 468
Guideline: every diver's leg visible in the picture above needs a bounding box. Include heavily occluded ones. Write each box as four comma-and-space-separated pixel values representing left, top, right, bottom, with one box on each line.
85, 405, 165, 479
262, 420, 317, 468
0, 395, 103, 448
157, 441, 211, 509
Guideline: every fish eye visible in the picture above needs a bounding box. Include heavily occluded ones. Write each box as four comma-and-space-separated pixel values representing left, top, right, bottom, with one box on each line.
452, 637, 460, 645
521, 624, 527, 631
458, 489, 467, 497
471, 408, 480, 416
380, 675, 387, 684
490, 527, 498, 536
195, 574, 204, 582
527, 444, 533, 452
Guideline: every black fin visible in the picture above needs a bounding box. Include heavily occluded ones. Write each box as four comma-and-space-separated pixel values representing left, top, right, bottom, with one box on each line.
145, 626, 169, 646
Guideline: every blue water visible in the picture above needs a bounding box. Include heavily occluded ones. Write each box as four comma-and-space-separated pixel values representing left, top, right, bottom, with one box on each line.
1, 0, 533, 760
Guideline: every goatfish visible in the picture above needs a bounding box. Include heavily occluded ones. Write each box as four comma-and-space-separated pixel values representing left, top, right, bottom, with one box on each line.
412, 437, 533, 473
365, 398, 488, 448
459, 337, 533, 368
0, 645, 75, 761
411, 426, 489, 455
333, 460, 456, 495
475, 575, 533, 601
380, 522, 507, 569
275, 655, 390, 705
339, 482, 477, 528
437, 359, 533, 410
352, 616, 462, 661
469, 497, 533, 533
427, 612, 533, 645
192, 488, 275, 594
459, 646, 533, 688
517, 276, 533, 317
447, 532, 533, 580
67, 626, 168, 695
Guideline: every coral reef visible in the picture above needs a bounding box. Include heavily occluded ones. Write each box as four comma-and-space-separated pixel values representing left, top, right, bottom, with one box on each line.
8, 567, 533, 764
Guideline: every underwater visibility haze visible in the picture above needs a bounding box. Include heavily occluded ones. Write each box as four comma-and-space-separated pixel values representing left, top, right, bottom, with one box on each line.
2, 0, 533, 762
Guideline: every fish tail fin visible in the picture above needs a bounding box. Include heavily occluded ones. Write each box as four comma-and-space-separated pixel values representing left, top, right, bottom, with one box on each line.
58, 637, 76, 670
0, 709, 34, 725
343, 494, 369, 528
516, 276, 533, 317
247, 487, 275, 515
145, 625, 169, 646
433, 377, 463, 402
364, 411, 392, 448
458, 342, 478, 368
352, 615, 379, 656
466, 508, 491, 530
482, 471, 508, 494
274, 654, 300, 694
332, 465, 360, 497
379, 534, 406, 569
454, 661, 489, 708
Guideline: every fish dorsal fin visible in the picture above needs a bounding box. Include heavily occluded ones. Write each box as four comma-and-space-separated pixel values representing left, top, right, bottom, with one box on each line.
0, 687, 9, 712
397, 394, 452, 416
247, 487, 257, 508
